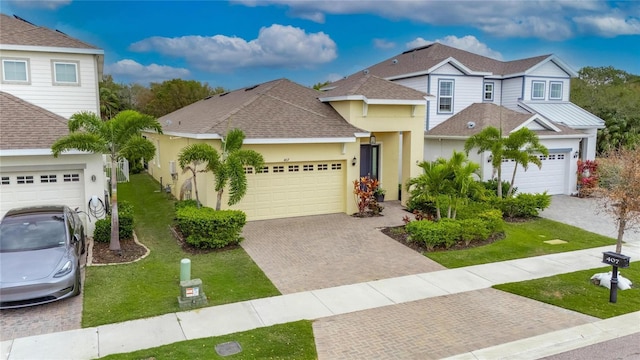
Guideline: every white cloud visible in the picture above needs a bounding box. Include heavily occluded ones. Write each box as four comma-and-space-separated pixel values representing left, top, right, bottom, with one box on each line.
130, 24, 337, 73
574, 15, 640, 37
105, 59, 190, 83
233, 0, 640, 40
406, 35, 503, 60
7, 0, 71, 10
373, 38, 396, 50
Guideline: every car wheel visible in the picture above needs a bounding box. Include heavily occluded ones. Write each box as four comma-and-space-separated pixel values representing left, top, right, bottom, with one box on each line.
72, 267, 82, 296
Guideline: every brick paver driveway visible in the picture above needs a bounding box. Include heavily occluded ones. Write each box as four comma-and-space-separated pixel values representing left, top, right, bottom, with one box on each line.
241, 201, 445, 293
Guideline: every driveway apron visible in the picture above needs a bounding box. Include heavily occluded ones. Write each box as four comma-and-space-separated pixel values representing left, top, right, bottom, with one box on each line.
241, 201, 445, 294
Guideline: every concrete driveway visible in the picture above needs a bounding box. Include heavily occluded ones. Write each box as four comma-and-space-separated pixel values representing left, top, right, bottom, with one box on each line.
540, 195, 640, 245
241, 201, 446, 294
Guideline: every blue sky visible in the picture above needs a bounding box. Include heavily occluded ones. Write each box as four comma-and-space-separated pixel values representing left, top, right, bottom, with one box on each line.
3, 0, 639, 90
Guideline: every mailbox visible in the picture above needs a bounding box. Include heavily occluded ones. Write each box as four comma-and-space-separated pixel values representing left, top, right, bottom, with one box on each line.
602, 251, 630, 268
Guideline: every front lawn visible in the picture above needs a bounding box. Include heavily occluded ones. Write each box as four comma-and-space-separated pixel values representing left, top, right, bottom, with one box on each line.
82, 173, 280, 327
98, 320, 317, 360
495, 262, 640, 319
424, 218, 616, 268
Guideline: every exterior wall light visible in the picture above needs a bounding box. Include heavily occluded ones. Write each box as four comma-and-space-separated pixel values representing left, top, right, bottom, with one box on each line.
370, 135, 376, 144
352, 156, 357, 166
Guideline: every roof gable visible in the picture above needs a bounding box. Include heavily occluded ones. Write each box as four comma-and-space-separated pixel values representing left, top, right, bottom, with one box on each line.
158, 79, 366, 141
0, 13, 99, 50
319, 73, 430, 103
0, 91, 69, 150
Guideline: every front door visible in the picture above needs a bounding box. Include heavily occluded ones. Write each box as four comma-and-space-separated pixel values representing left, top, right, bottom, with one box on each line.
360, 144, 380, 179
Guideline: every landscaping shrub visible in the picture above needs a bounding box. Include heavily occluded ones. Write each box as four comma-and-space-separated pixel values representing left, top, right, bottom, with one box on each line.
92, 201, 135, 242
496, 192, 551, 218
456, 201, 498, 220
175, 199, 199, 210
482, 179, 515, 198
406, 219, 461, 251
458, 218, 490, 246
176, 206, 246, 249
477, 209, 505, 233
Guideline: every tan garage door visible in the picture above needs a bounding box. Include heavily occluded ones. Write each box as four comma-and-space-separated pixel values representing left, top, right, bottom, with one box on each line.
237, 161, 346, 220
0, 171, 84, 218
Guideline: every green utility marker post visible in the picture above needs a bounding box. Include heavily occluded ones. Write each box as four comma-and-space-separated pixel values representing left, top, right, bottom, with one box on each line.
178, 258, 208, 309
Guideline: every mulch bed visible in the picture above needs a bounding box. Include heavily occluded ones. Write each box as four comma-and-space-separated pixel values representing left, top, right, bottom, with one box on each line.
91, 239, 148, 264
381, 225, 505, 253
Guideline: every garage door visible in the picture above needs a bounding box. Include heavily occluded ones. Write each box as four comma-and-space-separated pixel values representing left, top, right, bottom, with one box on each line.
0, 171, 84, 218
501, 152, 568, 195
237, 161, 346, 220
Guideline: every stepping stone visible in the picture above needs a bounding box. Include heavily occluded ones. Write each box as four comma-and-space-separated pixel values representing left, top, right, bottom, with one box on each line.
544, 239, 568, 245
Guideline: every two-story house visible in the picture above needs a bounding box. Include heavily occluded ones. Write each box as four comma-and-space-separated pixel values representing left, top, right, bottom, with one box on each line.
349, 43, 605, 195
0, 14, 106, 232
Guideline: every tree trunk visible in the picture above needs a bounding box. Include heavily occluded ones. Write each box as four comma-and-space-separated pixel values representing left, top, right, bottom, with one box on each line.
216, 189, 224, 211
507, 163, 519, 197
496, 163, 503, 198
616, 205, 627, 254
109, 157, 121, 251
192, 172, 200, 208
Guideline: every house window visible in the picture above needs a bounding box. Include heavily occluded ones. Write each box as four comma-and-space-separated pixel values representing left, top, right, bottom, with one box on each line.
532, 81, 545, 100
288, 165, 299, 172
259, 166, 269, 173
63, 174, 80, 182
273, 166, 284, 173
17, 176, 34, 184
548, 154, 556, 160
1, 177, 9, 185
53, 61, 79, 85
438, 79, 454, 113
557, 154, 565, 160
331, 163, 342, 170
549, 82, 562, 100
303, 165, 313, 171
1, 58, 29, 83
483, 82, 494, 101
40, 174, 57, 183
244, 167, 253, 174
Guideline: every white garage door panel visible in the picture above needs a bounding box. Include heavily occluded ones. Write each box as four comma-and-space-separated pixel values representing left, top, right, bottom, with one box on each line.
238, 162, 345, 220
502, 153, 568, 195
0, 171, 84, 218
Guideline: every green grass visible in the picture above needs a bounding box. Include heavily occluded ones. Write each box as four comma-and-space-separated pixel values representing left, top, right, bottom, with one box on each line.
82, 173, 280, 327
425, 218, 617, 268
495, 262, 640, 319
97, 320, 317, 360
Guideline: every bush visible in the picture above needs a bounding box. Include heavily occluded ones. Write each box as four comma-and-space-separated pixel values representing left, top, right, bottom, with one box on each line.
458, 218, 490, 246
483, 179, 515, 198
496, 192, 551, 218
176, 206, 246, 249
175, 199, 199, 210
477, 209, 505, 233
456, 201, 498, 220
406, 219, 461, 251
92, 201, 135, 242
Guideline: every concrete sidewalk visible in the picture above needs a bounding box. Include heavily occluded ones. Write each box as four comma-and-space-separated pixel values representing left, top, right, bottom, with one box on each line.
2, 243, 639, 360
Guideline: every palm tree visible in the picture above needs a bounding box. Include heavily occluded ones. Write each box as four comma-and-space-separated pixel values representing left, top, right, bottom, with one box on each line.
407, 160, 452, 220
207, 129, 264, 210
52, 110, 162, 252
178, 143, 219, 207
503, 128, 549, 197
464, 126, 506, 197
445, 151, 482, 219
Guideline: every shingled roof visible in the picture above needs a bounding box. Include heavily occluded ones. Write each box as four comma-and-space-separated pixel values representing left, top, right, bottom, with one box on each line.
355, 42, 552, 79
0, 13, 99, 50
320, 73, 430, 101
0, 91, 69, 150
158, 78, 366, 140
425, 103, 584, 138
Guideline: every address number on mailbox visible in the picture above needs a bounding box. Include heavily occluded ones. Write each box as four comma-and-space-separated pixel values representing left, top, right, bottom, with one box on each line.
602, 251, 630, 268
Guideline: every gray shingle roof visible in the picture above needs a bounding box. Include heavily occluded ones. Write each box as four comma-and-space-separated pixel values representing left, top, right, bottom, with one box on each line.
159, 78, 366, 139
356, 43, 551, 79
426, 103, 584, 137
320, 73, 429, 100
0, 91, 69, 150
0, 13, 98, 49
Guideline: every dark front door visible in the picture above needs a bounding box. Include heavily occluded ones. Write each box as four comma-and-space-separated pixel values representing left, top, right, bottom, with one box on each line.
360, 144, 380, 179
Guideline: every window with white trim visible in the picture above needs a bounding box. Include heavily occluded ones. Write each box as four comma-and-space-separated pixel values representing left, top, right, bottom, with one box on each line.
41, 174, 57, 183
318, 164, 328, 171
259, 166, 269, 174
63, 174, 80, 182
53, 61, 79, 85
1, 58, 29, 83
532, 81, 545, 100
549, 82, 562, 100
288, 165, 299, 172
244, 167, 254, 174
1, 177, 9, 185
303, 165, 313, 171
438, 79, 454, 113
483, 82, 494, 101
331, 163, 342, 170
17, 176, 34, 184
273, 166, 284, 173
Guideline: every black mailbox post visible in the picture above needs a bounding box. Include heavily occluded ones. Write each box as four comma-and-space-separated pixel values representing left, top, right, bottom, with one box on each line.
602, 251, 631, 303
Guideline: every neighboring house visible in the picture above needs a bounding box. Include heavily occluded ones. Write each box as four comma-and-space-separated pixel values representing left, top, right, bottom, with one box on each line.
0, 14, 106, 232
145, 77, 428, 220
349, 42, 605, 195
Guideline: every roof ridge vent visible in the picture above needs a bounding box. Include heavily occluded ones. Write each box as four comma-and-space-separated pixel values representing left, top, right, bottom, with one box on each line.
245, 84, 259, 91
13, 15, 35, 26
219, 92, 229, 97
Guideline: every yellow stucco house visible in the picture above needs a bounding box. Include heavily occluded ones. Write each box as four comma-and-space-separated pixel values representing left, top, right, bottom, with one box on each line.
144, 75, 430, 220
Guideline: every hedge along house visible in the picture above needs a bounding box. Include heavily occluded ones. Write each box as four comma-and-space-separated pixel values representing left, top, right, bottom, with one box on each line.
424, 103, 586, 195
144, 77, 428, 220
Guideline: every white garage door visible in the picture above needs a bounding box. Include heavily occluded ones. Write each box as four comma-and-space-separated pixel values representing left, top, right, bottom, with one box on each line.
501, 152, 568, 195
0, 170, 84, 218
237, 161, 346, 220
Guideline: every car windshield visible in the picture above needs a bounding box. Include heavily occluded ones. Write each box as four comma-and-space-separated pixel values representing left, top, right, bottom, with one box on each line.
0, 213, 66, 252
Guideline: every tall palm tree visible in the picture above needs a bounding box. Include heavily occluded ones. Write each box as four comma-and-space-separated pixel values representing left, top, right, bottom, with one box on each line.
464, 126, 506, 197
178, 143, 219, 207
445, 151, 482, 219
52, 110, 162, 252
503, 128, 549, 197
206, 129, 264, 210
407, 160, 452, 220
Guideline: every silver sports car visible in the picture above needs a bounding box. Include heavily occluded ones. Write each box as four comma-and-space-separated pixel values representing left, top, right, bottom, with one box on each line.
0, 205, 85, 309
